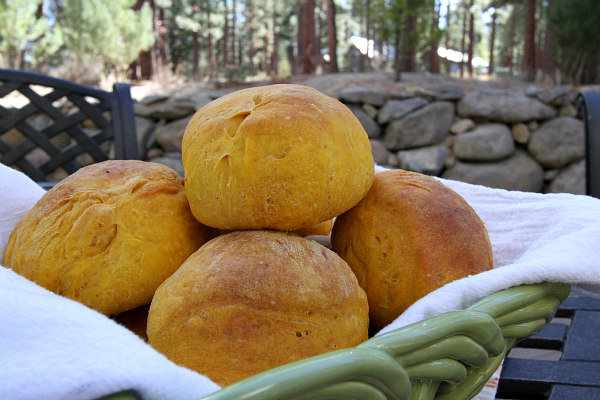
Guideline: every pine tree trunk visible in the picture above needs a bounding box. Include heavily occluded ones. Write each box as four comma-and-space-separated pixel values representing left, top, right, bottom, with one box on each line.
223, 0, 229, 66
444, 1, 450, 74
192, 31, 200, 80
523, 0, 536, 81
542, 0, 555, 81
394, 22, 401, 81
507, 9, 516, 76
460, 3, 467, 78
299, 0, 316, 74
402, 12, 417, 72
270, 7, 279, 78
467, 9, 474, 76
489, 11, 496, 75
207, 3, 215, 80
246, 0, 256, 74
429, 0, 440, 74
232, 0, 237, 66
326, 0, 338, 73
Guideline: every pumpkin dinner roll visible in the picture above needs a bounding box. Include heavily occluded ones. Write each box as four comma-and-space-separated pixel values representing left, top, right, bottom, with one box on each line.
147, 230, 369, 386
181, 84, 374, 231
3, 160, 213, 315
331, 170, 494, 331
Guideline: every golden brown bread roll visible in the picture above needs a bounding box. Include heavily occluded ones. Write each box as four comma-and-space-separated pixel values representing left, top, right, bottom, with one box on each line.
181, 84, 374, 231
3, 160, 213, 315
331, 169, 494, 331
147, 230, 369, 386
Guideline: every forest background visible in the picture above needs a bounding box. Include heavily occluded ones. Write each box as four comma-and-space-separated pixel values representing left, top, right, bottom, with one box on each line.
1, 0, 599, 89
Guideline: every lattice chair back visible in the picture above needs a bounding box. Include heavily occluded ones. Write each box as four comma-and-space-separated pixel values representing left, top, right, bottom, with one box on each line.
0, 69, 139, 188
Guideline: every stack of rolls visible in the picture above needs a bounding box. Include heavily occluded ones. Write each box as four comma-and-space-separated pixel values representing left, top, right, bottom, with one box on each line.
3, 83, 494, 387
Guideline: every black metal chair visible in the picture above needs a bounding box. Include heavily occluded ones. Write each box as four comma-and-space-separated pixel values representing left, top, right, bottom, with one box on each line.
579, 91, 600, 198
496, 92, 600, 399
0, 68, 139, 188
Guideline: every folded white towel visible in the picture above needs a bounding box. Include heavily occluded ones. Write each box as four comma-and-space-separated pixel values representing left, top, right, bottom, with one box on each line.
1, 163, 599, 399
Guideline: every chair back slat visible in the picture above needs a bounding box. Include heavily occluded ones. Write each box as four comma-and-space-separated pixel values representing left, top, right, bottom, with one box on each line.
0, 68, 138, 185
578, 91, 600, 198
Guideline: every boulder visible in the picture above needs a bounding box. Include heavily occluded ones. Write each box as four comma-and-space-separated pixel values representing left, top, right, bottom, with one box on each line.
442, 150, 544, 192
453, 123, 515, 161
430, 84, 464, 101
135, 116, 156, 158
457, 90, 556, 122
535, 85, 572, 106
546, 160, 586, 195
348, 105, 381, 138
450, 118, 475, 134
527, 117, 585, 168
512, 123, 530, 144
154, 115, 193, 152
396, 145, 451, 176
148, 152, 185, 177
383, 101, 454, 150
338, 86, 385, 106
134, 97, 197, 121
370, 139, 394, 166
377, 97, 428, 124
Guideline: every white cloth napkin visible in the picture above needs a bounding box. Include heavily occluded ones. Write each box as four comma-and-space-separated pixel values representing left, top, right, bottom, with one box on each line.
1, 163, 600, 400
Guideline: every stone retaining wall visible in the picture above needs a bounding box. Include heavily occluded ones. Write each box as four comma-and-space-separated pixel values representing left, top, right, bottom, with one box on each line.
135, 84, 587, 195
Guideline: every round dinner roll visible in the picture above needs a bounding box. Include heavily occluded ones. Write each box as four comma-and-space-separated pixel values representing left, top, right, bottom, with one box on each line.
331, 170, 494, 331
181, 84, 374, 231
3, 160, 213, 315
147, 230, 369, 386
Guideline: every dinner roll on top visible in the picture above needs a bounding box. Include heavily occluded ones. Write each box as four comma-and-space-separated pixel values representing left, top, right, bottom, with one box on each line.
147, 230, 369, 386
331, 170, 494, 331
3, 160, 213, 315
181, 84, 374, 231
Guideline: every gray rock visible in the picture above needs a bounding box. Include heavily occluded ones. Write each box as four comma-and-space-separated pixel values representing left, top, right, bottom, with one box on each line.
544, 168, 561, 182
430, 84, 464, 101
134, 97, 197, 121
527, 117, 585, 168
384, 101, 454, 150
396, 145, 451, 175
377, 97, 428, 124
339, 86, 385, 106
370, 139, 394, 166
154, 115, 193, 152
442, 150, 544, 192
389, 90, 416, 100
536, 85, 572, 106
348, 105, 381, 138
139, 94, 170, 105
558, 104, 577, 118
546, 160, 586, 195
149, 152, 185, 177
190, 93, 214, 111
525, 86, 545, 97
135, 116, 156, 158
450, 118, 475, 134
453, 123, 515, 161
457, 90, 556, 122
363, 103, 378, 119
512, 123, 530, 144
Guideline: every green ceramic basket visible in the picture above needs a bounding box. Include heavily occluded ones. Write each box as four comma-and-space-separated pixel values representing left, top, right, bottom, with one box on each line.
102, 281, 570, 400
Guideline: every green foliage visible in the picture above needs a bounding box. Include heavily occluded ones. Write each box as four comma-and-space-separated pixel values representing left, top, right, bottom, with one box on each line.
548, 0, 600, 83
56, 0, 155, 77
0, 0, 61, 69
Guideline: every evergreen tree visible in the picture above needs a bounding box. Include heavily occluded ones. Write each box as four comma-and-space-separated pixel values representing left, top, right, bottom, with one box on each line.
55, 0, 155, 79
0, 0, 61, 70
